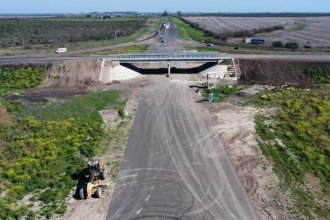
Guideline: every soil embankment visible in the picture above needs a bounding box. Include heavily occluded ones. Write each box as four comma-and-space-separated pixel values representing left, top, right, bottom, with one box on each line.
21, 60, 105, 101
44, 60, 101, 88
238, 59, 330, 85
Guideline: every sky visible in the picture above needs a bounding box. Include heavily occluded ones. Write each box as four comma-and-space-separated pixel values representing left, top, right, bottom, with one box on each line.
1, 0, 330, 14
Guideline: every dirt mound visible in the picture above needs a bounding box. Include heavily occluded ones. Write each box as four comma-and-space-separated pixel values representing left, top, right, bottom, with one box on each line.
238, 59, 330, 85
43, 60, 101, 89
0, 105, 11, 126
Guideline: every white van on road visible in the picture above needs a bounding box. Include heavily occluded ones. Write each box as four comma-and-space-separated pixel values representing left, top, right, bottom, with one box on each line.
55, 48, 67, 53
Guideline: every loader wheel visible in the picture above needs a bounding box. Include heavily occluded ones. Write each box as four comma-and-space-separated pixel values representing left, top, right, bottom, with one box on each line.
101, 171, 106, 180
95, 187, 102, 198
79, 187, 86, 200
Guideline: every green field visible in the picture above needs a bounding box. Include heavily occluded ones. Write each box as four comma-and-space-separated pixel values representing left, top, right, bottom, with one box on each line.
0, 66, 126, 219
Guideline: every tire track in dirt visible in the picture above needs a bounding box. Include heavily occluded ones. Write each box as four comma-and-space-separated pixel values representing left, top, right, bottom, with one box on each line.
208, 96, 297, 220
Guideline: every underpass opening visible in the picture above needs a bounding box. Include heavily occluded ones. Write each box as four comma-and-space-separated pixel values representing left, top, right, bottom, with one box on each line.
120, 62, 219, 75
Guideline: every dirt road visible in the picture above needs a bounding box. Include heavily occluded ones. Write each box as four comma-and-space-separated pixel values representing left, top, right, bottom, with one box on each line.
106, 76, 257, 220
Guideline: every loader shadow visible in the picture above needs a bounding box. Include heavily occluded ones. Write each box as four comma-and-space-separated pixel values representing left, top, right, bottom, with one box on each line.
71, 168, 90, 200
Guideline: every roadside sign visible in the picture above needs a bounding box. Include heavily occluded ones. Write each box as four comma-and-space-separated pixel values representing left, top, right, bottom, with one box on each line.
208, 93, 214, 103
213, 92, 220, 101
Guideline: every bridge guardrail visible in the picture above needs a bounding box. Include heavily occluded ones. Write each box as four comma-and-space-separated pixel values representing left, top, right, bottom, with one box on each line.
108, 52, 221, 61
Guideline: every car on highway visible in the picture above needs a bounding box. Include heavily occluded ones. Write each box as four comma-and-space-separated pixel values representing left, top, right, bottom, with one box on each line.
206, 43, 214, 47
183, 50, 198, 53
55, 48, 67, 53
161, 40, 166, 43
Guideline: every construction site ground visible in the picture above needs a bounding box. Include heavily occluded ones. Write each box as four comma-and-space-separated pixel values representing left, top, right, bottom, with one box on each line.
48, 73, 299, 220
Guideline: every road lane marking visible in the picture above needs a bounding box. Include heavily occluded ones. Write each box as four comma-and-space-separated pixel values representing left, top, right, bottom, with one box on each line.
145, 195, 150, 202
136, 207, 143, 215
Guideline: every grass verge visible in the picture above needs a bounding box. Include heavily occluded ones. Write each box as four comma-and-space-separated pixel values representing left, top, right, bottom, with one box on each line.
172, 17, 206, 41
251, 86, 330, 219
80, 44, 149, 55
185, 47, 219, 52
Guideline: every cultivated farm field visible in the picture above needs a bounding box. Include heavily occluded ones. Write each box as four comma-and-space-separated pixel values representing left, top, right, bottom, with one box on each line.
183, 16, 330, 47
0, 17, 147, 48
255, 17, 330, 47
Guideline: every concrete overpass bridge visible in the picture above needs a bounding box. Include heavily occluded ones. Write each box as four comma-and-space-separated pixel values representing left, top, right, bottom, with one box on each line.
0, 52, 238, 82
99, 52, 238, 82
106, 52, 223, 62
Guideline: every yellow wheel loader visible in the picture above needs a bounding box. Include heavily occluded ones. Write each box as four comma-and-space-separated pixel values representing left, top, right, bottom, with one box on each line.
78, 159, 107, 199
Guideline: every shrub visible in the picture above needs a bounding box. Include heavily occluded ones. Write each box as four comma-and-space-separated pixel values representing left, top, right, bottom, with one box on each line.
0, 65, 46, 94
285, 42, 299, 50
203, 86, 240, 102
272, 41, 284, 47
304, 68, 330, 84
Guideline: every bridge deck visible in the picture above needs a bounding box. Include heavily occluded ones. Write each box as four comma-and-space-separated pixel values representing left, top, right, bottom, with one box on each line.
107, 52, 223, 62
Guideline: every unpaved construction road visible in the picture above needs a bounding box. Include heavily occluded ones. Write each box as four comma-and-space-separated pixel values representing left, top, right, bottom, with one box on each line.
106, 76, 257, 220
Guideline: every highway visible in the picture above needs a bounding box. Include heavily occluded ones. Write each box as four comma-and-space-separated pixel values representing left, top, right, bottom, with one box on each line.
106, 77, 257, 220
1, 53, 330, 63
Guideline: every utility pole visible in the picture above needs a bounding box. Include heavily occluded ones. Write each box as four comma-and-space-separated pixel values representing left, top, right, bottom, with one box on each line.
207, 73, 209, 88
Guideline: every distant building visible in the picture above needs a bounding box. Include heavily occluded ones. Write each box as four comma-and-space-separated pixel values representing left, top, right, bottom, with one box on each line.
244, 38, 265, 45
251, 39, 265, 45
244, 38, 252, 44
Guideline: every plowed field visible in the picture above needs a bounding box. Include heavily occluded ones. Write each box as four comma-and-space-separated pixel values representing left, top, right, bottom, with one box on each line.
184, 16, 330, 47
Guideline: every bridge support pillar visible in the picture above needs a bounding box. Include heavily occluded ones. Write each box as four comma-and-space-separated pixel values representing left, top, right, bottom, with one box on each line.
167, 63, 171, 77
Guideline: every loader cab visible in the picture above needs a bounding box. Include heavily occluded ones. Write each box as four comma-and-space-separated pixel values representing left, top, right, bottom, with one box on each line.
88, 159, 101, 173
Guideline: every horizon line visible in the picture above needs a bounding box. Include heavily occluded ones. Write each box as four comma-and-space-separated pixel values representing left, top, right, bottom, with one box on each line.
1, 11, 330, 15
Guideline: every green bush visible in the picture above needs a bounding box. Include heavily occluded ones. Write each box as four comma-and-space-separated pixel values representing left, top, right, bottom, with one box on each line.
203, 85, 241, 102
305, 68, 330, 84
0, 65, 46, 94
285, 42, 299, 50
272, 41, 284, 47
0, 200, 29, 220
